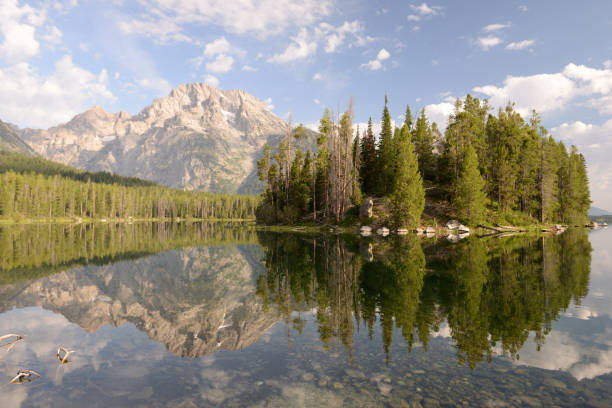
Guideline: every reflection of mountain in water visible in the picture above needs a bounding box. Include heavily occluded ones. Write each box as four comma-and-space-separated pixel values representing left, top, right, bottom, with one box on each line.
0, 244, 280, 357
257, 230, 593, 368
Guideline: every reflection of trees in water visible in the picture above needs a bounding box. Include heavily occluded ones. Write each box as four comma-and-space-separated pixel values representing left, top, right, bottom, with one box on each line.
0, 222, 258, 283
256, 230, 592, 368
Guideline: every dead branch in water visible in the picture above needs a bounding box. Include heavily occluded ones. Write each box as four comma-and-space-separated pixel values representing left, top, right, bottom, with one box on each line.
9, 369, 40, 384
57, 347, 75, 364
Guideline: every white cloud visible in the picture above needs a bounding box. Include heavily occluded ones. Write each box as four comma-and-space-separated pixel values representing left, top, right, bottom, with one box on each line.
424, 102, 454, 128
79, 42, 89, 52
518, 5, 528, 12
377, 48, 390, 61
563, 63, 612, 95
361, 48, 390, 71
268, 28, 317, 63
431, 59, 439, 66
313, 98, 320, 105
117, 17, 192, 44
269, 20, 371, 63
506, 40, 535, 50
410, 3, 442, 15
263, 97, 274, 110
205, 54, 234, 73
477, 36, 502, 50
136, 77, 171, 94
193, 37, 243, 73
0, 55, 114, 128
472, 63, 612, 117
203, 74, 219, 87
203, 37, 230, 58
483, 23, 511, 32
0, 0, 46, 63
119, 0, 333, 41
474, 73, 575, 115
241, 65, 257, 72
318, 20, 371, 53
361, 60, 382, 71
312, 72, 322, 81
407, 14, 420, 22
41, 25, 62, 45
604, 60, 612, 69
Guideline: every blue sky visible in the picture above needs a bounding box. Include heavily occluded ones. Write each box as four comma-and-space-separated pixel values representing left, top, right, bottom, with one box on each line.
1, 0, 611, 207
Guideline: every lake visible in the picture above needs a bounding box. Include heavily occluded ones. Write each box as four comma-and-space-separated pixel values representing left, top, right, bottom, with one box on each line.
0, 223, 610, 407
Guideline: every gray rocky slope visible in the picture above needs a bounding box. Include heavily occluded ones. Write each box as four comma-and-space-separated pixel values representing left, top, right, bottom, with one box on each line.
18, 83, 314, 193
0, 119, 34, 154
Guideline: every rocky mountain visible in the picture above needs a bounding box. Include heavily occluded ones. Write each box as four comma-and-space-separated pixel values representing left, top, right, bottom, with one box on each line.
0, 119, 34, 154
17, 83, 314, 194
0, 244, 281, 358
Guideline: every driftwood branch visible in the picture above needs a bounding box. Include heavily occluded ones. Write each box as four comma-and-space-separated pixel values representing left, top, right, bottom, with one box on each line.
9, 369, 40, 384
57, 347, 75, 364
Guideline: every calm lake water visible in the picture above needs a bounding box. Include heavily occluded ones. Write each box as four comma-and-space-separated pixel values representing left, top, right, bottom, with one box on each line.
0, 223, 610, 407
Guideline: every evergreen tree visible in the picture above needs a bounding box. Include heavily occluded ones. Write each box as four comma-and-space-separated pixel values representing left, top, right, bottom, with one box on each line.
390, 126, 425, 229
454, 143, 487, 225
378, 94, 395, 195
412, 108, 436, 181
403, 105, 413, 131
360, 117, 377, 195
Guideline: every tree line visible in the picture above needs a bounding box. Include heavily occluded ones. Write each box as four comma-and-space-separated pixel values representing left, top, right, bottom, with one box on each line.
256, 95, 591, 227
0, 170, 258, 221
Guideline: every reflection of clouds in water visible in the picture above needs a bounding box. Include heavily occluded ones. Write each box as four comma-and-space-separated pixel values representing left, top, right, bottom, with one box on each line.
563, 305, 599, 320
0, 307, 168, 404
431, 321, 451, 338
1, 386, 27, 408
514, 326, 612, 380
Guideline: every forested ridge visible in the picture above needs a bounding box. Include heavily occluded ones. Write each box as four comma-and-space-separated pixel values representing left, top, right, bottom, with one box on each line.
256, 95, 591, 227
0, 152, 259, 221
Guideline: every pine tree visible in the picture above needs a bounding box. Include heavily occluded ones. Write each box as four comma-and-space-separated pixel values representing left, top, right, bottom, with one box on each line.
454, 143, 487, 225
378, 94, 395, 195
403, 105, 413, 131
412, 108, 436, 181
390, 126, 425, 229
360, 117, 377, 195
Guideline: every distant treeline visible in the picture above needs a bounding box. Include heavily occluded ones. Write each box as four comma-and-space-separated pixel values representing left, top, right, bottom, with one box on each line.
0, 151, 157, 187
256, 95, 591, 227
0, 152, 259, 221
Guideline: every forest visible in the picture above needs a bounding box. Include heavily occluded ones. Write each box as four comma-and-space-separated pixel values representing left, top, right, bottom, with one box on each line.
0, 152, 258, 221
256, 95, 591, 228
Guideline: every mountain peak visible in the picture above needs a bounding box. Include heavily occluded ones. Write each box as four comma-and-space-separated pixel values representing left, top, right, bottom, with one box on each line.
17, 85, 312, 194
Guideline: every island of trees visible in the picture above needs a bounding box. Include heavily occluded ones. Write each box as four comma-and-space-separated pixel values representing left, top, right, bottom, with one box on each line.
256, 95, 591, 229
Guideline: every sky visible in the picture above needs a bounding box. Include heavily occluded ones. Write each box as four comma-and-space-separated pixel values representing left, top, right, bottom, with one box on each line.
0, 0, 611, 207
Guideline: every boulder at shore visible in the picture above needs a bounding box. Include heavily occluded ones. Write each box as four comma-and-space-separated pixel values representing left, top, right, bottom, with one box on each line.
360, 198, 374, 220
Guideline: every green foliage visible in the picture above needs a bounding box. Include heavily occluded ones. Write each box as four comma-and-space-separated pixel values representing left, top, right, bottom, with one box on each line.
412, 108, 436, 181
360, 117, 377, 195
377, 95, 395, 195
390, 127, 425, 229
454, 144, 487, 225
0, 151, 157, 187
0, 169, 259, 221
